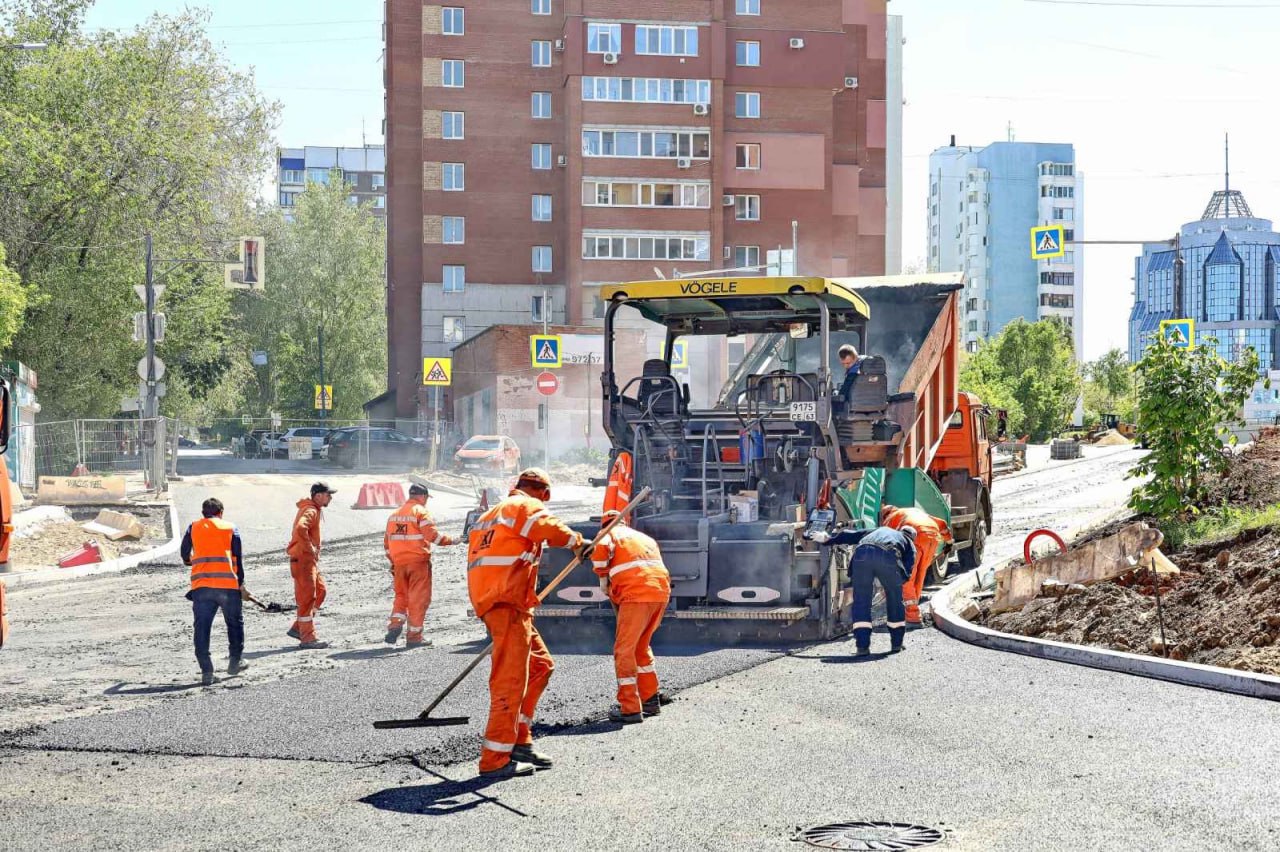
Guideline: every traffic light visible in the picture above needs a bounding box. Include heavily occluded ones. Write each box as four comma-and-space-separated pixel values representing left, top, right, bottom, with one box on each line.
224, 236, 265, 291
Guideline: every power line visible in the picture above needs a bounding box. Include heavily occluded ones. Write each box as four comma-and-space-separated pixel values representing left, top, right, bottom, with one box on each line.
219, 35, 381, 47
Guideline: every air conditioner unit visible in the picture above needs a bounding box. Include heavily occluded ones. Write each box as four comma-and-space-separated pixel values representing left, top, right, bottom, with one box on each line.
676, 157, 692, 169
844, 76, 858, 89
789, 37, 805, 49
554, 39, 565, 52
693, 103, 709, 116
556, 154, 567, 167
722, 194, 735, 206
602, 51, 619, 64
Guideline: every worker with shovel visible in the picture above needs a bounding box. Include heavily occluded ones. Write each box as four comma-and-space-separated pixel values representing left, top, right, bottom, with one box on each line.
286, 482, 336, 650
467, 467, 587, 779
592, 509, 671, 724
880, 505, 952, 626
384, 483, 456, 647
180, 498, 247, 686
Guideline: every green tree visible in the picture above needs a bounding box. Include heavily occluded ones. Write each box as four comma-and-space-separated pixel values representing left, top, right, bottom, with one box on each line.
0, 3, 275, 417
1128, 334, 1260, 520
958, 318, 1081, 442
0, 242, 28, 349
1082, 347, 1136, 424
241, 179, 387, 421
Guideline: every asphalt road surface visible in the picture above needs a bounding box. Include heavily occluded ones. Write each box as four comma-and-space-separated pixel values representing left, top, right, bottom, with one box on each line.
6, 447, 1276, 850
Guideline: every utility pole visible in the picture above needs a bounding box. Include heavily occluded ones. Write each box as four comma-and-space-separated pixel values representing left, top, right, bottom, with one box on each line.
791, 220, 799, 275
317, 326, 327, 422
144, 234, 157, 419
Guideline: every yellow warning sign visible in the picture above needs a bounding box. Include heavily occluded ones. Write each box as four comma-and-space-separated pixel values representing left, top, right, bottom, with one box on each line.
422, 357, 453, 386
314, 384, 333, 410
1030, 225, 1066, 260
531, 334, 561, 368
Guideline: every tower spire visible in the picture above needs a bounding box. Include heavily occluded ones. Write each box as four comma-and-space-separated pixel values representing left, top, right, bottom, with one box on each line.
1225, 132, 1230, 197
1200, 132, 1252, 220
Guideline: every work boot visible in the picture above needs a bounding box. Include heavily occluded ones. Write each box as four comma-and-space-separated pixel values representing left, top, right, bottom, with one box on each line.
889, 644, 904, 654
609, 705, 643, 725
854, 646, 871, 658
511, 744, 554, 769
384, 625, 403, 645
479, 760, 535, 779
888, 626, 906, 653
227, 658, 248, 676
200, 671, 216, 686
405, 637, 433, 649
298, 640, 330, 650
641, 694, 665, 716
286, 626, 301, 641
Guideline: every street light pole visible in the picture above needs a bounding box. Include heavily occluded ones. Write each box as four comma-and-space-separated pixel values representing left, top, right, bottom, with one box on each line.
317, 325, 327, 422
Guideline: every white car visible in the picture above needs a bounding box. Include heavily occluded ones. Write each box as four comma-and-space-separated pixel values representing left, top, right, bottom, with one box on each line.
266, 426, 330, 458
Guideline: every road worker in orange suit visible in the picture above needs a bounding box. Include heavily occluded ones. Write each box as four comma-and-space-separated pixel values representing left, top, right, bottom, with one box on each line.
881, 505, 953, 625
384, 483, 456, 648
467, 467, 587, 779
601, 451, 633, 515
592, 510, 671, 724
286, 482, 337, 649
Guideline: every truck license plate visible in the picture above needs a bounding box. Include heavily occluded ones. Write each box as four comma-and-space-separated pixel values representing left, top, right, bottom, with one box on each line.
789, 402, 817, 422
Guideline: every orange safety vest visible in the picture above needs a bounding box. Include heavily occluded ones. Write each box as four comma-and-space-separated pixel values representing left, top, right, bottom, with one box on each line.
188, 517, 240, 592
882, 506, 952, 542
467, 491, 581, 618
602, 451, 634, 515
384, 499, 452, 563
592, 523, 671, 605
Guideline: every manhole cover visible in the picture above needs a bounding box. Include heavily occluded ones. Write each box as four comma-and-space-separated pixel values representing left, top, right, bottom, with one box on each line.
794, 821, 944, 851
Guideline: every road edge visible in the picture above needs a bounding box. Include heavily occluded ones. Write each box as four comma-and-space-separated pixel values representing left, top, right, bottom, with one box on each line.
1, 498, 182, 591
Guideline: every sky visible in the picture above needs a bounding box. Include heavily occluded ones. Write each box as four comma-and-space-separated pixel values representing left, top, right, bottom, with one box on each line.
85, 0, 1280, 360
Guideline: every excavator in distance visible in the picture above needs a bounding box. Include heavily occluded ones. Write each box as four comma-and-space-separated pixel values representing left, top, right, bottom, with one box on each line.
536, 274, 992, 642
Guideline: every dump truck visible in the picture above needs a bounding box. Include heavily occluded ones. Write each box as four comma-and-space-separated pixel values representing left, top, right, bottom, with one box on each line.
537, 274, 992, 641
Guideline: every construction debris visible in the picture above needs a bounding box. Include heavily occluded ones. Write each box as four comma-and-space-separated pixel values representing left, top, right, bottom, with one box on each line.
81, 509, 144, 541
37, 475, 127, 505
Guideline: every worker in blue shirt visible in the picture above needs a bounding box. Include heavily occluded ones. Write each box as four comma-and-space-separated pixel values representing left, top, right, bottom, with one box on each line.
817, 523, 916, 656
180, 498, 248, 685
837, 344, 867, 404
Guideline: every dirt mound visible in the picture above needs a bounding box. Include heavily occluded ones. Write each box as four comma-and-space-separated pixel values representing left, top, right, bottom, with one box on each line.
1202, 426, 1280, 510
1093, 430, 1131, 447
983, 525, 1280, 675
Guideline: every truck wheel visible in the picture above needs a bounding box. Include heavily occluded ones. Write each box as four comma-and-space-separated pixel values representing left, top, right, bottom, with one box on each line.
959, 507, 987, 571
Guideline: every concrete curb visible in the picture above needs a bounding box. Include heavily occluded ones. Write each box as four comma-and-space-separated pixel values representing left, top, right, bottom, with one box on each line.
1, 498, 182, 591
932, 559, 1280, 703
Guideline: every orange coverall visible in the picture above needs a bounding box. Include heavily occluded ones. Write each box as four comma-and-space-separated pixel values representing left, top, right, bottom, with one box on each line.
287, 498, 327, 643
882, 506, 953, 624
384, 498, 453, 643
592, 523, 671, 716
602, 451, 634, 516
467, 490, 583, 773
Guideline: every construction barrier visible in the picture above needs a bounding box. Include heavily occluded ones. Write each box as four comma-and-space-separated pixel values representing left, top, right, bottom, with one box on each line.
58, 541, 103, 568
81, 509, 144, 541
352, 482, 407, 510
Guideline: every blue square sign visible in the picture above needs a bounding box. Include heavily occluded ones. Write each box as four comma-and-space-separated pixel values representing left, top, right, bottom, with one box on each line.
1159, 319, 1195, 350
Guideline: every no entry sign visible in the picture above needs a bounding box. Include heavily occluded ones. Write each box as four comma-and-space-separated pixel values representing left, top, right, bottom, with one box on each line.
536, 371, 559, 396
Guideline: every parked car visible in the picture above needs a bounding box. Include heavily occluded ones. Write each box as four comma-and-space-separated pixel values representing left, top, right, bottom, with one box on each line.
244, 430, 280, 456
327, 426, 428, 469
266, 426, 331, 458
453, 435, 521, 474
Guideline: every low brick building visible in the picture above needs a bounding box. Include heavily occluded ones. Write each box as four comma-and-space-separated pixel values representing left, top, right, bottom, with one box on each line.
450, 324, 649, 460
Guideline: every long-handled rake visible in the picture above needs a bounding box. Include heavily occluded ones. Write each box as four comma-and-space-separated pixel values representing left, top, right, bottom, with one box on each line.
373, 487, 649, 729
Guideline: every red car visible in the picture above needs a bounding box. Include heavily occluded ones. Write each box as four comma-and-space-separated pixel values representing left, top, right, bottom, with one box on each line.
453, 435, 521, 474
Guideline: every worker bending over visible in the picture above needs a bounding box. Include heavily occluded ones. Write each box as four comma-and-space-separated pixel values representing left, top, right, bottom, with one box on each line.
181, 497, 247, 686
592, 510, 671, 724
384, 483, 456, 647
287, 482, 337, 649
822, 523, 916, 655
880, 506, 952, 625
467, 467, 587, 779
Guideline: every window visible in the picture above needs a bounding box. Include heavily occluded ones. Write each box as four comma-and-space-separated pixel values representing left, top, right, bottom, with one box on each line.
443, 162, 464, 191
280, 169, 305, 184
1040, 185, 1074, 198
443, 216, 465, 244
966, 297, 979, 312
735, 143, 761, 169
582, 232, 711, 261
531, 0, 551, 14
372, 172, 385, 189
443, 111, 464, 139
735, 195, 760, 221
306, 167, 332, 185
531, 295, 546, 321
581, 76, 711, 105
735, 40, 760, 66
1041, 163, 1074, 176
443, 316, 466, 343
581, 179, 711, 209
1040, 271, 1074, 286
1052, 207, 1073, 221
967, 320, 978, 332
737, 0, 761, 12
532, 143, 552, 169
532, 92, 551, 118
279, 191, 298, 207
635, 24, 698, 57
443, 265, 465, 293
734, 246, 760, 268
1039, 294, 1074, 308
442, 7, 464, 35
532, 245, 552, 273
581, 128, 711, 160
532, 40, 552, 67
735, 91, 760, 118
347, 194, 360, 206
1063, 229, 1075, 242
442, 59, 464, 87
587, 22, 621, 54
532, 194, 552, 221
373, 196, 386, 209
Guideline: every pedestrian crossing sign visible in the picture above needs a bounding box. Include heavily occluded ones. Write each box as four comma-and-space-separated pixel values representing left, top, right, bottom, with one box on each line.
314, 385, 333, 411
1030, 225, 1066, 260
1159, 318, 1195, 350
665, 339, 689, 370
422, 357, 453, 386
531, 334, 562, 368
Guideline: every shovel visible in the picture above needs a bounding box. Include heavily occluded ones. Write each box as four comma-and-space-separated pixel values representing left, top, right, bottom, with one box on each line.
243, 589, 295, 614
373, 487, 650, 729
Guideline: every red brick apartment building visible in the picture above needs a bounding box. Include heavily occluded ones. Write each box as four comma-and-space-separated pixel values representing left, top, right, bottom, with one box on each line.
383, 0, 900, 420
